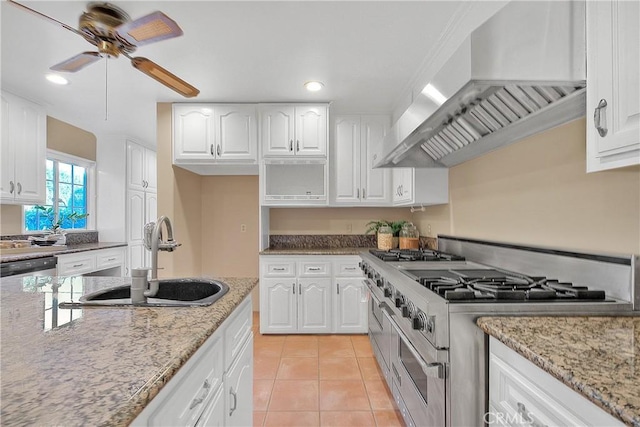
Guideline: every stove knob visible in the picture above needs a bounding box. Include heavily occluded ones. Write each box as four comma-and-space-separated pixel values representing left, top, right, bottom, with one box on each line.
367, 270, 374, 279
376, 276, 384, 287
403, 302, 415, 318
384, 287, 392, 298
413, 312, 427, 331
425, 316, 435, 334
395, 294, 404, 308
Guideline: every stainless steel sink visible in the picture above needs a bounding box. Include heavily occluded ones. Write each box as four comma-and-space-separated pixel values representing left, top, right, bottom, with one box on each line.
70, 278, 229, 307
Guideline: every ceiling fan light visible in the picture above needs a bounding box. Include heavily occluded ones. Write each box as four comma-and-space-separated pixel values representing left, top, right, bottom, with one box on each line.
45, 74, 69, 85
304, 81, 324, 92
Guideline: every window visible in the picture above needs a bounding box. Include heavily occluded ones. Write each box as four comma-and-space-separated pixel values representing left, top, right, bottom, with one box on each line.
24, 151, 95, 232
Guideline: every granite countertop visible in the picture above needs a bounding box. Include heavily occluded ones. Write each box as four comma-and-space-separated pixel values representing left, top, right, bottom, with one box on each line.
0, 241, 127, 263
260, 247, 373, 256
478, 316, 640, 426
0, 274, 258, 426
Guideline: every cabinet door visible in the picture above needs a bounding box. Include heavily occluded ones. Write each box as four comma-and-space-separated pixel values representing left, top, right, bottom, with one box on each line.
127, 141, 146, 191
297, 278, 332, 333
0, 93, 15, 200
586, 0, 640, 171
144, 148, 157, 192
333, 116, 361, 204
128, 242, 146, 274
145, 191, 157, 225
360, 116, 390, 205
127, 190, 145, 243
261, 106, 295, 157
173, 104, 215, 161
215, 105, 257, 162
12, 98, 46, 203
260, 278, 297, 333
225, 335, 253, 427
335, 279, 368, 333
295, 105, 327, 156
392, 168, 413, 204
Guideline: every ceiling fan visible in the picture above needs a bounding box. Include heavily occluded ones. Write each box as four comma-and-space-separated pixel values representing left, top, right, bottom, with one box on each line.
8, 0, 200, 98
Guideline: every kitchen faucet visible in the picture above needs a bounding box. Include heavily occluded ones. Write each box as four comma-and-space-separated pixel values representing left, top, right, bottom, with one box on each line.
143, 216, 181, 297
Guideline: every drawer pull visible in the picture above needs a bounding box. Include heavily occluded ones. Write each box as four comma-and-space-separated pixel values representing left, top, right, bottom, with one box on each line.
272, 267, 286, 271
308, 267, 321, 271
345, 267, 356, 271
517, 402, 548, 427
72, 264, 84, 268
107, 257, 117, 261
189, 379, 212, 410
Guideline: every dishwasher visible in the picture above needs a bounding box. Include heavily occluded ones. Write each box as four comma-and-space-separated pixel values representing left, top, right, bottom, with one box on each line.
1, 256, 57, 278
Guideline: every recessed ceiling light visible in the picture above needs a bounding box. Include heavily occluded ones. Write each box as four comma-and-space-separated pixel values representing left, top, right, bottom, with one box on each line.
46, 74, 69, 85
304, 81, 324, 92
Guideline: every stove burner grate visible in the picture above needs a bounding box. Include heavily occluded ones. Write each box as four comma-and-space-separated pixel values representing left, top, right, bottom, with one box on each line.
369, 249, 466, 262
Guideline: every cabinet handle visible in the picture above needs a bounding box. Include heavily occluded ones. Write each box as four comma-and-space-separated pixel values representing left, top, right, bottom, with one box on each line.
362, 188, 366, 199
516, 402, 547, 427
345, 267, 356, 271
9, 181, 14, 194
210, 144, 214, 155
594, 98, 608, 137
16, 182, 22, 195
107, 257, 117, 261
72, 264, 84, 268
299, 283, 301, 294
292, 283, 296, 294
337, 283, 339, 294
356, 188, 360, 199
273, 267, 286, 271
229, 386, 237, 416
308, 267, 321, 271
189, 379, 212, 410
217, 145, 221, 156
296, 140, 300, 152
289, 140, 293, 152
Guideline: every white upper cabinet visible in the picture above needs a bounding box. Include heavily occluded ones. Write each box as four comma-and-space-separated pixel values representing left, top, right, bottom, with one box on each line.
127, 140, 156, 192
392, 167, 449, 207
261, 104, 328, 158
172, 104, 258, 175
215, 105, 257, 161
332, 115, 390, 206
586, 0, 640, 172
1, 91, 46, 204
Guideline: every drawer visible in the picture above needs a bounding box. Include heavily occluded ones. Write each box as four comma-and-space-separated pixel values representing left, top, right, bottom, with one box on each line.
147, 333, 224, 426
262, 260, 296, 277
223, 296, 253, 369
95, 248, 125, 270
298, 261, 331, 277
489, 338, 623, 427
333, 258, 364, 277
56, 253, 96, 276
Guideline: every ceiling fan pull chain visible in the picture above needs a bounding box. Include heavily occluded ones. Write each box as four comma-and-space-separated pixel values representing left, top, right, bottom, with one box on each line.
104, 56, 109, 121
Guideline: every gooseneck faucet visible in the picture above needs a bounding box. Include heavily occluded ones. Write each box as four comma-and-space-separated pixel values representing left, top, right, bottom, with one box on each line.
143, 216, 181, 297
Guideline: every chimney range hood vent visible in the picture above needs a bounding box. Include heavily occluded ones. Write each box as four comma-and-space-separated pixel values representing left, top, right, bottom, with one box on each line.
376, 1, 586, 169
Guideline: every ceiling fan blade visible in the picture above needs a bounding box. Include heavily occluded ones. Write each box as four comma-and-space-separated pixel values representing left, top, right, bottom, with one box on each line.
116, 11, 183, 47
130, 57, 199, 98
7, 0, 98, 46
51, 52, 103, 73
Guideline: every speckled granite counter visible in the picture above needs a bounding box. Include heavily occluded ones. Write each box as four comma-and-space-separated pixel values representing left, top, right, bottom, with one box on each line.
478, 316, 640, 426
0, 241, 127, 263
260, 247, 373, 255
0, 275, 258, 426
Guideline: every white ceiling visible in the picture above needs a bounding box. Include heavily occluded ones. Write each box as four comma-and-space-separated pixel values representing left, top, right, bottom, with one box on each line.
2, 1, 484, 145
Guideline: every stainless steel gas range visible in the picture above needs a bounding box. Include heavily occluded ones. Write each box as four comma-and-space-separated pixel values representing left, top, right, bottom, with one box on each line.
359, 236, 639, 427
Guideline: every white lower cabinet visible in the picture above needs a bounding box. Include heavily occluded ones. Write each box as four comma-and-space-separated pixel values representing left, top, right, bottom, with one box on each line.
489, 337, 623, 427
260, 255, 367, 334
132, 296, 253, 427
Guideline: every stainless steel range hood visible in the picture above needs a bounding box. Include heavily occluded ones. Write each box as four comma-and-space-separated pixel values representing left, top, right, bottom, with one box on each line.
376, 1, 586, 169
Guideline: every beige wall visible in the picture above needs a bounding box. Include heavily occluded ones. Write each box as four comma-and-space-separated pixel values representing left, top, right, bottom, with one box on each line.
412, 118, 640, 255
269, 207, 412, 235
47, 116, 97, 161
1, 117, 97, 235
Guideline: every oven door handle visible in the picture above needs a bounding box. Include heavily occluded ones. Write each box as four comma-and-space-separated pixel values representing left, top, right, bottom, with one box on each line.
382, 309, 445, 380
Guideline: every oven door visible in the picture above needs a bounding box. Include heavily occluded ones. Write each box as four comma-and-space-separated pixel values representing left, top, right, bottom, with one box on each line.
367, 283, 392, 384
385, 310, 446, 427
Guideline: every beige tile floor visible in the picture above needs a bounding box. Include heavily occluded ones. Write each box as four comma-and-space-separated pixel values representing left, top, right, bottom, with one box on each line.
252, 312, 405, 427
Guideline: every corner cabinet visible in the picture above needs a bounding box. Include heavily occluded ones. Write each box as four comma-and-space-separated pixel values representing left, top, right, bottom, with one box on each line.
260, 104, 328, 158
260, 255, 367, 334
1, 91, 46, 204
332, 115, 391, 206
172, 104, 258, 175
132, 296, 253, 427
392, 168, 449, 206
586, 0, 640, 172
489, 337, 623, 427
